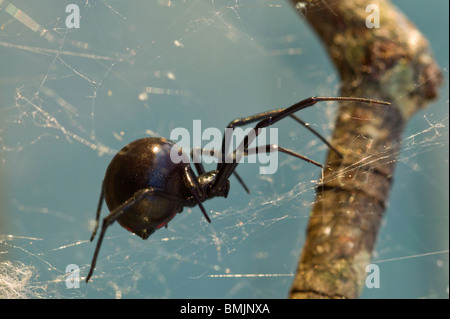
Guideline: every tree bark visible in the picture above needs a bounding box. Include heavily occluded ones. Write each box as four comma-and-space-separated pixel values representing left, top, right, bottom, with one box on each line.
288, 0, 443, 299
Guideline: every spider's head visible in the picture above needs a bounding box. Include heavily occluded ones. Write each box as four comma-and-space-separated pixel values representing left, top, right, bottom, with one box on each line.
198, 170, 230, 199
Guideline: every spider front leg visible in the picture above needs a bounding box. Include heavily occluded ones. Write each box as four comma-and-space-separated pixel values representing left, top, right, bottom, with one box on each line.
255, 97, 389, 129
213, 96, 390, 190
218, 100, 344, 171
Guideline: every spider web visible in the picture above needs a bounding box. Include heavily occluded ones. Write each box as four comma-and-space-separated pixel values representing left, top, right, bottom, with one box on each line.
0, 0, 448, 299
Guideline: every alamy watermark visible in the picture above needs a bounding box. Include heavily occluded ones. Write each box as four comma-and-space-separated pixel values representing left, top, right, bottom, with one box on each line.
169, 120, 279, 174
366, 4, 380, 28
64, 3, 381, 33
65, 4, 80, 29
65, 264, 80, 288
64, 262, 380, 288
365, 263, 380, 289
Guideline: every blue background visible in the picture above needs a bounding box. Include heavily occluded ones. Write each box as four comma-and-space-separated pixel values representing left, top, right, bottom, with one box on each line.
0, 0, 448, 298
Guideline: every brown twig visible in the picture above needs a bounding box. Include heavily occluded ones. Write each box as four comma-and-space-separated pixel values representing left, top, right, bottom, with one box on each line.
288, 0, 443, 299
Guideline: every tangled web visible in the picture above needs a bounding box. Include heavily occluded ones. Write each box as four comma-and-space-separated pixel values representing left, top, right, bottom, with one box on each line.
0, 0, 448, 298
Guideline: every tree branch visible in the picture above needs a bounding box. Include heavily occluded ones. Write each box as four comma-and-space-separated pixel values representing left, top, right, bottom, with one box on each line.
288, 0, 443, 299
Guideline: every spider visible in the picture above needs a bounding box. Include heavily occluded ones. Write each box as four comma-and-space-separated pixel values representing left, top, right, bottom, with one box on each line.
85, 96, 389, 282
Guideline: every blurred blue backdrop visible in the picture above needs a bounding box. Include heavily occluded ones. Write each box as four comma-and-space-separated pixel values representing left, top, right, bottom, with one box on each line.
0, 0, 448, 298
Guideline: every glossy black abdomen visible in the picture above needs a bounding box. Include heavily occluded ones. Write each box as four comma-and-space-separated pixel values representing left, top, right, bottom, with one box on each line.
103, 137, 189, 239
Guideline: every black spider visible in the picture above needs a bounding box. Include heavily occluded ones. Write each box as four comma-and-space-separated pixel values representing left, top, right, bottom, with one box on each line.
85, 96, 389, 282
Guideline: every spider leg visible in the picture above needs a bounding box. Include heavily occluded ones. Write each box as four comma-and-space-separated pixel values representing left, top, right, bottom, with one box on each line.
219, 109, 281, 170
86, 186, 191, 283
217, 106, 335, 172
231, 171, 250, 194
223, 144, 323, 171
244, 144, 323, 168
289, 115, 342, 158
194, 143, 322, 192
90, 181, 105, 241
199, 144, 323, 196
255, 97, 389, 129
183, 165, 211, 223
213, 97, 389, 190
